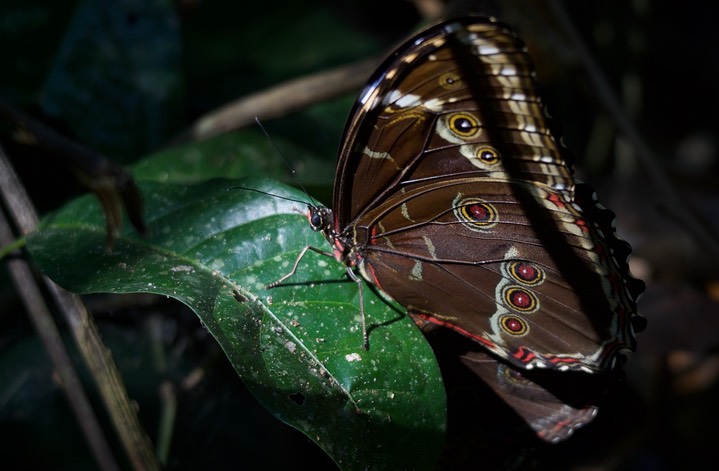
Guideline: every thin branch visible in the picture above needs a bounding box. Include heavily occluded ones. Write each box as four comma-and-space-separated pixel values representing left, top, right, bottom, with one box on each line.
0, 102, 146, 247
178, 56, 379, 142
0, 235, 25, 260
0, 171, 119, 471
0, 144, 160, 471
413, 0, 445, 20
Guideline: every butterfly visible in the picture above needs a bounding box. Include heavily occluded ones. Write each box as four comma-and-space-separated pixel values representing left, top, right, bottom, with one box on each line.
269, 16, 644, 442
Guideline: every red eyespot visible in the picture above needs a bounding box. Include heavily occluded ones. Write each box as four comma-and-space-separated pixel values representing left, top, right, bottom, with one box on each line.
501, 315, 527, 335
468, 204, 489, 221
504, 286, 538, 312
509, 261, 544, 285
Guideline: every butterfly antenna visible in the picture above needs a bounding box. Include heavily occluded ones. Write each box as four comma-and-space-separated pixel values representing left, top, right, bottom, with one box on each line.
254, 117, 318, 207
229, 186, 311, 206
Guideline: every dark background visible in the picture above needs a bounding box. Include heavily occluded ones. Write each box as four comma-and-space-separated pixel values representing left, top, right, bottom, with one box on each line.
1, 0, 718, 469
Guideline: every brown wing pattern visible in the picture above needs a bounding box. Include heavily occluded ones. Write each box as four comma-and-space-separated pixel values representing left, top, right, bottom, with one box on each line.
334, 17, 642, 373
460, 349, 599, 443
335, 18, 572, 227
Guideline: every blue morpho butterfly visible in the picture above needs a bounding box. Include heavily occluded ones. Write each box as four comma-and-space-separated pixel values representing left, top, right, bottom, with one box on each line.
260, 16, 644, 442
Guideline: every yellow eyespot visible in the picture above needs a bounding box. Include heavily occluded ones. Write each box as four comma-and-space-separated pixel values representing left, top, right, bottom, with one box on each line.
438, 72, 462, 89
500, 315, 528, 336
508, 261, 544, 286
476, 146, 500, 165
460, 202, 496, 225
448, 112, 480, 138
503, 286, 539, 313
452, 196, 499, 231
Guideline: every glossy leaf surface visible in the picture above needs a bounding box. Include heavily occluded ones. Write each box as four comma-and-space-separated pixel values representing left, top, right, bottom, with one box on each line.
26, 178, 445, 470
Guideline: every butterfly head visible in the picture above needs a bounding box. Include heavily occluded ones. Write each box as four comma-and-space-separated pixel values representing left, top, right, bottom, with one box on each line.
307, 205, 333, 233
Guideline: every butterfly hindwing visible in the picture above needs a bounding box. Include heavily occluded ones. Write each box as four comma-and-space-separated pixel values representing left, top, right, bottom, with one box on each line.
460, 349, 599, 443
355, 179, 630, 371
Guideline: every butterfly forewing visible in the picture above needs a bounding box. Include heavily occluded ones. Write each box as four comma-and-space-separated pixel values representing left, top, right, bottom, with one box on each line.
335, 19, 573, 226
331, 17, 641, 373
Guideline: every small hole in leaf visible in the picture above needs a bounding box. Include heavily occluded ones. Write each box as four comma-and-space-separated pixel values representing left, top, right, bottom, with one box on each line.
233, 289, 248, 303
289, 392, 305, 405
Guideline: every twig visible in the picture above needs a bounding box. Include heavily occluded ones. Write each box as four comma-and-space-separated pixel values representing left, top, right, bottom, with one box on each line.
178, 56, 380, 142
156, 381, 177, 465
0, 152, 120, 470
0, 236, 25, 260
0, 143, 159, 471
547, 0, 719, 260
413, 0, 445, 19
0, 102, 146, 248
0, 210, 120, 471
147, 314, 176, 466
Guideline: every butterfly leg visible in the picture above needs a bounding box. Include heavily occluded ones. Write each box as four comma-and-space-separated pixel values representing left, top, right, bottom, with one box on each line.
265, 245, 334, 289
266, 245, 370, 350
344, 267, 369, 350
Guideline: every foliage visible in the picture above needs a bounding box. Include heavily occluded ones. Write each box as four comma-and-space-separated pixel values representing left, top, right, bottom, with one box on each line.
26, 173, 446, 470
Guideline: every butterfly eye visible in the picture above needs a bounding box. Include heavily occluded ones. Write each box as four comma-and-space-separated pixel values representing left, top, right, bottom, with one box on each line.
476, 146, 500, 164
448, 112, 479, 138
309, 211, 323, 230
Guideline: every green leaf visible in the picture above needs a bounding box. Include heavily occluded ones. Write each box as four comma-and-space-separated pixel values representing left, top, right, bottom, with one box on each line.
26, 178, 446, 470
132, 129, 334, 187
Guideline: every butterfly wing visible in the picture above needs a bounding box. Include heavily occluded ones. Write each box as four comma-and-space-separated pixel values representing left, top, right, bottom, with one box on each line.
335, 18, 568, 226
459, 349, 599, 443
334, 17, 643, 372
